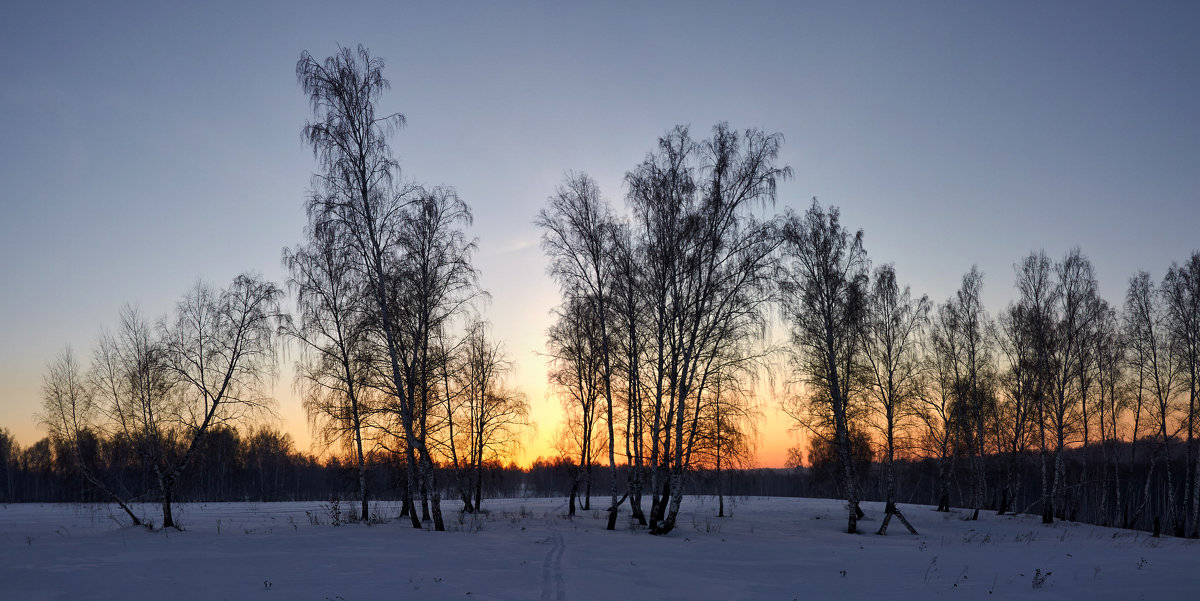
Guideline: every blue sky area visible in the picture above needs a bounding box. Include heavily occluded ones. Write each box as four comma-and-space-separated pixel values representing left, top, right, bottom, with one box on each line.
1, 1, 1196, 463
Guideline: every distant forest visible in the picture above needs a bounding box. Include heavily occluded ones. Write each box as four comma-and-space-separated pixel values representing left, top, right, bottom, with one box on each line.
2, 424, 1196, 537
17, 45, 1200, 539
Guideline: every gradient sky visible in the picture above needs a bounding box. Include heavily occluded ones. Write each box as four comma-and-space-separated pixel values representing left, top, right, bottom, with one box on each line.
2, 1, 1197, 467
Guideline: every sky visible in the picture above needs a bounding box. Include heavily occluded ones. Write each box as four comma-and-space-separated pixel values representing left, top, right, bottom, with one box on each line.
1, 1, 1197, 467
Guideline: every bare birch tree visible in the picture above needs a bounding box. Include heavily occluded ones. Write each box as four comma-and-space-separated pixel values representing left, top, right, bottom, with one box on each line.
932, 267, 993, 520
298, 45, 478, 531
1125, 271, 1181, 535
536, 172, 621, 529
610, 222, 649, 525
157, 275, 282, 528
860, 264, 928, 534
39, 348, 143, 524
546, 293, 606, 516
284, 222, 375, 521
1042, 249, 1101, 522
456, 321, 529, 511
1164, 253, 1200, 536
780, 200, 868, 534
994, 301, 1037, 516
917, 330, 959, 512
626, 124, 786, 535
1093, 301, 1128, 526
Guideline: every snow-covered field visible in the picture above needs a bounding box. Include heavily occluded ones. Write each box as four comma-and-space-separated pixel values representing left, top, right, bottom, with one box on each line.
1, 496, 1196, 600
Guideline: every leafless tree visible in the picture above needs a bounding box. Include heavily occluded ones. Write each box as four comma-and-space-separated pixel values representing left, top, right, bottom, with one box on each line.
917, 328, 959, 512
456, 321, 529, 511
537, 171, 622, 529
610, 222, 649, 524
1125, 271, 1181, 534
1009, 251, 1058, 522
1093, 301, 1128, 526
692, 357, 761, 518
284, 222, 375, 521
932, 267, 993, 520
298, 45, 477, 531
1164, 253, 1200, 536
1041, 249, 1101, 522
626, 124, 786, 535
779, 200, 868, 534
423, 325, 474, 512
860, 264, 928, 534
91, 307, 177, 526
546, 294, 606, 516
994, 301, 1037, 516
157, 275, 282, 528
395, 186, 479, 523
296, 44, 424, 526
39, 348, 143, 525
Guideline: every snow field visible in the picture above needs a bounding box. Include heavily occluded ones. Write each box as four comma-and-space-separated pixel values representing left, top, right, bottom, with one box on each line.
1, 496, 1196, 600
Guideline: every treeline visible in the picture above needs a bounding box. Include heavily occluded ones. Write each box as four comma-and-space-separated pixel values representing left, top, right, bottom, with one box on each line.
0, 425, 371, 505
5, 414, 1199, 539
0, 425, 522, 507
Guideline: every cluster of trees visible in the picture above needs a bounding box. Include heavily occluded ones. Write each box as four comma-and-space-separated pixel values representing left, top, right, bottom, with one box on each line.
535, 141, 1200, 538
538, 125, 784, 534
777, 212, 1200, 537
22, 44, 1200, 542
38, 278, 281, 527
288, 45, 529, 532
31, 46, 529, 531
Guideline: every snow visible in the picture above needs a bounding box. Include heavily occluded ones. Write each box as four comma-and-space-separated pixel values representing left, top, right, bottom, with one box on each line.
1, 497, 1196, 600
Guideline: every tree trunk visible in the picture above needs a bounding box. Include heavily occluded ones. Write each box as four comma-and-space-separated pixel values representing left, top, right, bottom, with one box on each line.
428, 461, 445, 531
403, 451, 421, 528
628, 466, 647, 525
1191, 450, 1200, 537
936, 458, 951, 512
836, 424, 858, 534
357, 453, 369, 522
161, 482, 175, 530
473, 459, 483, 513
583, 466, 592, 511
649, 475, 670, 532
651, 472, 685, 535
1041, 448, 1053, 524
878, 448, 918, 535
568, 471, 579, 517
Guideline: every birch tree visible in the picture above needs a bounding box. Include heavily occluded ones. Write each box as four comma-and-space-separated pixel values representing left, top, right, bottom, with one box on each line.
1164, 253, 1200, 536
284, 223, 375, 521
39, 348, 143, 525
1044, 249, 1101, 522
457, 322, 529, 512
933, 267, 993, 520
546, 294, 606, 516
1125, 271, 1181, 534
626, 124, 786, 535
298, 45, 478, 531
536, 172, 621, 529
158, 275, 282, 529
917, 331, 959, 512
780, 200, 868, 534
994, 301, 1037, 516
860, 264, 928, 534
